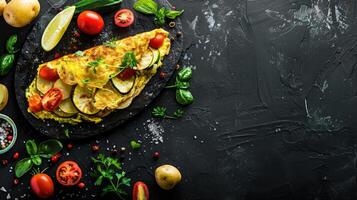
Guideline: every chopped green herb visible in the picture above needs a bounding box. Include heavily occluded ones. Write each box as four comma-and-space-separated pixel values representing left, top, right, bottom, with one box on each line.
87, 58, 103, 73
151, 106, 184, 119
173, 108, 184, 118
64, 129, 70, 138
75, 50, 84, 56
82, 78, 90, 84
130, 140, 141, 149
91, 154, 131, 198
119, 52, 137, 71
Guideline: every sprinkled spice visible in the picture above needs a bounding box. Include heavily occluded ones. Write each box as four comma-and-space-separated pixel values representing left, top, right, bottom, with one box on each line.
159, 71, 167, 79
13, 179, 19, 185
0, 119, 13, 150
2, 159, 8, 166
91, 144, 100, 152
67, 143, 73, 150
12, 152, 19, 160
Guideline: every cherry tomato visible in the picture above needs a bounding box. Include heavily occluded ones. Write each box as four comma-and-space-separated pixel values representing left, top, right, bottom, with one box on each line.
114, 9, 135, 28
77, 11, 104, 35
133, 181, 149, 200
41, 88, 63, 112
118, 68, 136, 80
30, 173, 54, 199
56, 161, 82, 186
149, 33, 166, 49
39, 66, 59, 82
28, 93, 43, 113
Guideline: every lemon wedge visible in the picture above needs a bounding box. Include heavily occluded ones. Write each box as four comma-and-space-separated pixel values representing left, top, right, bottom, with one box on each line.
41, 6, 76, 52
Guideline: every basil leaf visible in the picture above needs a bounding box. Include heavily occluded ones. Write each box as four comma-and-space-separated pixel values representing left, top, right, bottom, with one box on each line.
15, 158, 33, 178
6, 34, 19, 54
133, 0, 158, 14
38, 139, 63, 158
175, 80, 190, 89
26, 140, 38, 155
176, 89, 194, 105
31, 155, 42, 166
177, 67, 192, 81
154, 7, 166, 25
165, 9, 184, 19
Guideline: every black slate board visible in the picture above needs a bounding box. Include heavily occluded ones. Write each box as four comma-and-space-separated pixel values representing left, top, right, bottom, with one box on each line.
14, 0, 183, 140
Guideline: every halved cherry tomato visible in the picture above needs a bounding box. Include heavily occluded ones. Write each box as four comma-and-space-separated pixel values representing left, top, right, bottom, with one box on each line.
133, 181, 149, 200
30, 173, 54, 198
56, 161, 82, 186
149, 33, 166, 49
39, 66, 59, 82
77, 11, 104, 35
118, 68, 136, 80
41, 88, 62, 112
114, 9, 135, 28
28, 93, 43, 113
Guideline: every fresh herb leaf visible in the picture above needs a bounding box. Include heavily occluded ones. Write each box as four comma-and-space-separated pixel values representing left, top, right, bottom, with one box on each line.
64, 129, 70, 138
119, 52, 137, 71
130, 140, 141, 149
103, 38, 117, 48
82, 78, 90, 84
133, 0, 158, 14
173, 108, 184, 118
73, 0, 123, 14
154, 7, 166, 25
26, 140, 37, 155
38, 139, 63, 158
165, 9, 184, 19
91, 154, 130, 198
6, 34, 19, 54
152, 106, 167, 118
75, 50, 84, 56
176, 89, 194, 105
15, 158, 33, 178
31, 155, 42, 166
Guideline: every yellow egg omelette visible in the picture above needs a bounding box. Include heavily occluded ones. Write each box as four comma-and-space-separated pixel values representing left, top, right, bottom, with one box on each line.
26, 29, 171, 124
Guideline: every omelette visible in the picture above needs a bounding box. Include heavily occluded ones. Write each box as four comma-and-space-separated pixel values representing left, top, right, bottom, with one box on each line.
26, 29, 171, 124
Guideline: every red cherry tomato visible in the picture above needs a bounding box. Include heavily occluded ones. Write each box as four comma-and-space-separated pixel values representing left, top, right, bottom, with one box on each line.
77, 11, 104, 35
118, 68, 136, 80
41, 88, 62, 112
149, 33, 166, 49
114, 9, 135, 27
28, 93, 43, 113
30, 173, 54, 199
56, 161, 82, 186
133, 181, 149, 200
39, 66, 59, 82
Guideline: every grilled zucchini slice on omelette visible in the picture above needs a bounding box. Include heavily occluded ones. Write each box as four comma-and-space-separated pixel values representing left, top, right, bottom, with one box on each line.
25, 29, 171, 124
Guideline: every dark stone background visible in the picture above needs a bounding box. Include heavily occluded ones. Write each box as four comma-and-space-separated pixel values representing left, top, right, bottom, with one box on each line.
1, 0, 357, 199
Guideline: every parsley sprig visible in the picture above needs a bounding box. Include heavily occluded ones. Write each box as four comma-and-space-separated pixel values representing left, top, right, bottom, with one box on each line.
87, 58, 103, 73
119, 52, 137, 72
91, 154, 131, 199
152, 106, 184, 119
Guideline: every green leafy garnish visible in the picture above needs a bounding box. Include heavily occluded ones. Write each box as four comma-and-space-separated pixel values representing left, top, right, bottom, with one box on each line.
103, 38, 118, 48
151, 106, 184, 119
64, 129, 70, 138
82, 78, 90, 84
91, 154, 131, 199
15, 139, 63, 178
133, 0, 184, 25
73, 0, 123, 14
165, 67, 194, 105
87, 58, 103, 73
75, 50, 84, 56
119, 52, 137, 71
130, 140, 141, 149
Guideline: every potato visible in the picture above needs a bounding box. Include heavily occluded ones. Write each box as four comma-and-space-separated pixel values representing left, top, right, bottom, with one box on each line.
0, 84, 8, 112
3, 0, 40, 28
0, 0, 6, 16
155, 164, 182, 190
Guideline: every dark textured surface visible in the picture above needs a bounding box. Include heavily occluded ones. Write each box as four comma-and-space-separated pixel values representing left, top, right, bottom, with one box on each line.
1, 0, 357, 199
14, 0, 183, 139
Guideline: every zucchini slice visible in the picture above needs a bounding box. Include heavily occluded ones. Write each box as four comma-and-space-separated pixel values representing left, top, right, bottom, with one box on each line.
72, 85, 100, 115
36, 76, 54, 94
137, 49, 154, 70
54, 79, 72, 100
59, 99, 78, 114
151, 48, 160, 65
54, 109, 76, 118
111, 76, 136, 94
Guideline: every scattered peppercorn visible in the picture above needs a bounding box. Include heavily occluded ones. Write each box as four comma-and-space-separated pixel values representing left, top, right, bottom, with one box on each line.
159, 71, 167, 79
153, 151, 160, 159
7, 135, 13, 141
74, 31, 81, 38
67, 143, 73, 150
91, 144, 100, 152
12, 152, 19, 160
54, 52, 61, 59
1, 119, 13, 150
2, 159, 8, 166
51, 153, 61, 163
13, 178, 19, 185
176, 31, 182, 37
78, 182, 85, 189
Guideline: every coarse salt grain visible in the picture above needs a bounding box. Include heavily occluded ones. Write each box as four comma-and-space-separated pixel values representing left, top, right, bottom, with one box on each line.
145, 119, 164, 144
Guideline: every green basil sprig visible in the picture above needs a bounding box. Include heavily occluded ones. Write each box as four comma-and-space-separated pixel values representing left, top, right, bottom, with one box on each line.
15, 139, 63, 178
134, 0, 184, 26
165, 67, 194, 105
6, 35, 19, 54
0, 34, 19, 76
